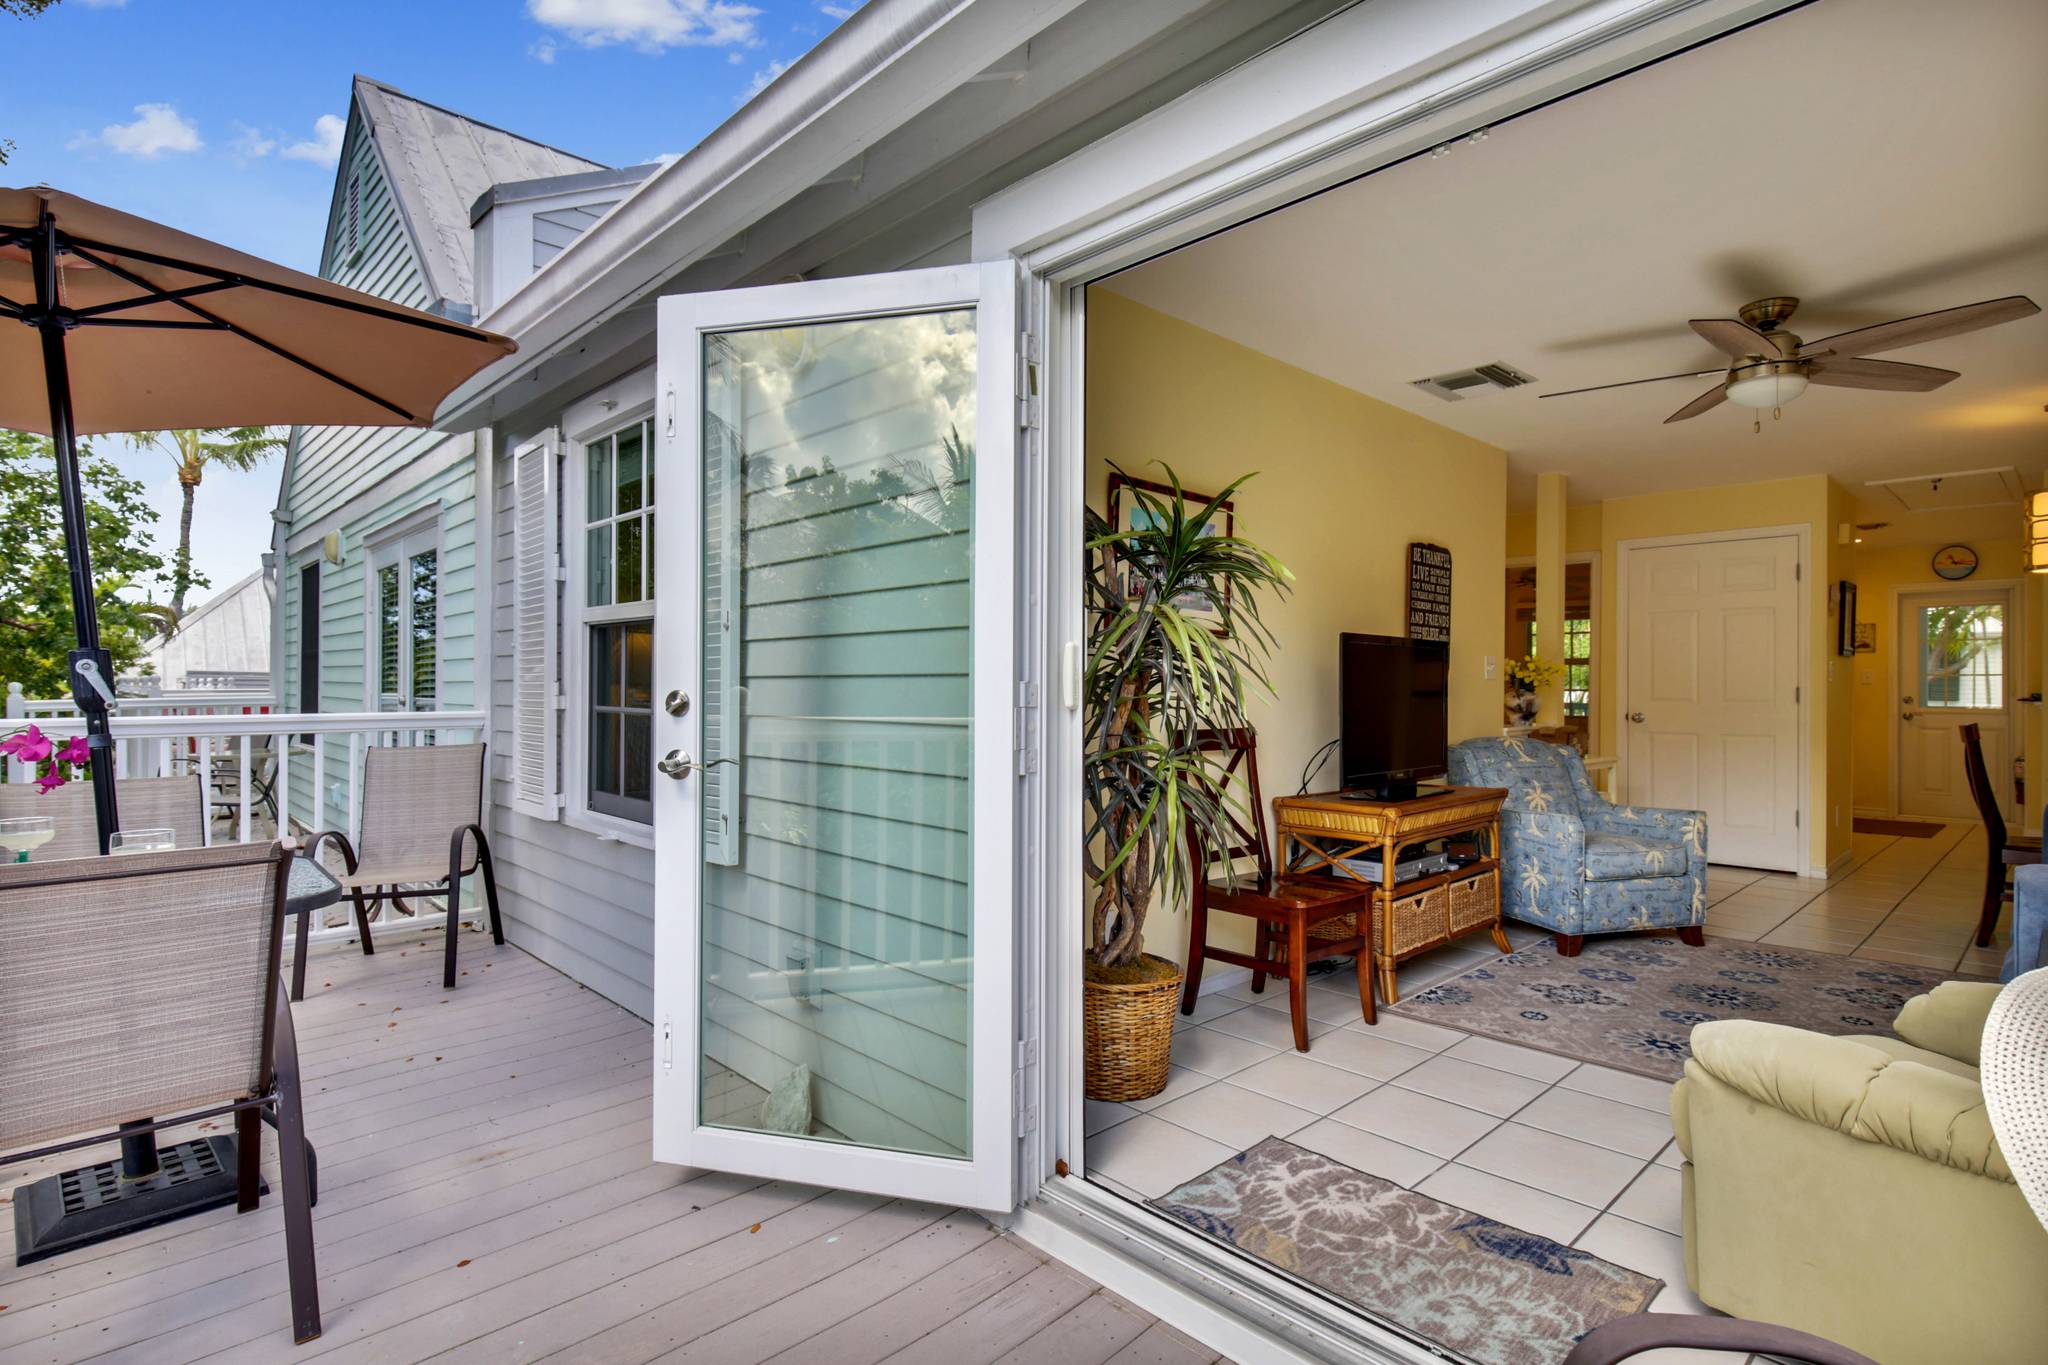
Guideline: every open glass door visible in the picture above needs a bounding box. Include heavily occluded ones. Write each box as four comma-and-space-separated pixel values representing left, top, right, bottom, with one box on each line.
652, 265, 1017, 1210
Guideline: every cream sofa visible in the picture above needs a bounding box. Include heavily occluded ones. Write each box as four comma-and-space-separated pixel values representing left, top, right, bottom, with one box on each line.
1672, 981, 2048, 1365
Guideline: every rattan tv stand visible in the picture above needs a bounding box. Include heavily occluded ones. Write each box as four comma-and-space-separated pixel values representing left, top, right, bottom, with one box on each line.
1273, 784, 1510, 1007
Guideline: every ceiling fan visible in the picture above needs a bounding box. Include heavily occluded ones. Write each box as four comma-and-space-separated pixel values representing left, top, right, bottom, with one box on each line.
1543, 294, 2041, 426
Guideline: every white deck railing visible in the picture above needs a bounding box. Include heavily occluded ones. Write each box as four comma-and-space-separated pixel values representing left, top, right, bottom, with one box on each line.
3, 696, 489, 947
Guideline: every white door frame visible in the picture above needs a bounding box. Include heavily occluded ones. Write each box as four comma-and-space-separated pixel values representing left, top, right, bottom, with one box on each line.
966, 0, 1815, 1355
649, 263, 1019, 1212
1887, 577, 2024, 825
1613, 525, 1811, 874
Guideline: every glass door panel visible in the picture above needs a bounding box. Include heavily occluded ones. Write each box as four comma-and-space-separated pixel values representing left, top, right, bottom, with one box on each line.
653, 264, 1015, 1210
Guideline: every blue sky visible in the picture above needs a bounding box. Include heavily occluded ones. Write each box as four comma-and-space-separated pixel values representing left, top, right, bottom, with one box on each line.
3, 0, 858, 614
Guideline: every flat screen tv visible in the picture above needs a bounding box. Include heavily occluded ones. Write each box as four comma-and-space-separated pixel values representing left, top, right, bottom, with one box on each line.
1339, 632, 1450, 800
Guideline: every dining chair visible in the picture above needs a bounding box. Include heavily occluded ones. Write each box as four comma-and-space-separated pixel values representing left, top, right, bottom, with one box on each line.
0, 774, 208, 858
1180, 728, 1374, 1050
1960, 721, 2040, 946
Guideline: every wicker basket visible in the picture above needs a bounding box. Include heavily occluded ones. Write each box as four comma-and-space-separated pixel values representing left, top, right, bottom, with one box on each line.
1083, 954, 1183, 1101
1375, 883, 1450, 958
1449, 869, 1499, 934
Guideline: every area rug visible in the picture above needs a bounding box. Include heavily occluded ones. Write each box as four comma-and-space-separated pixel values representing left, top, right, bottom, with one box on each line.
1152, 1137, 1660, 1365
1852, 817, 1942, 838
1387, 935, 1975, 1080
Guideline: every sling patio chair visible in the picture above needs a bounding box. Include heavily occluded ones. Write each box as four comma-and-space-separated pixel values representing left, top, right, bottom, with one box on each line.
309, 741, 503, 990
0, 773, 208, 859
0, 839, 320, 1343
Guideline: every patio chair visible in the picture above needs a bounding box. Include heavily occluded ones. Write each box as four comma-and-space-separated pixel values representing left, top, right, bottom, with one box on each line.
0, 773, 208, 859
1960, 721, 2039, 946
210, 739, 280, 830
0, 840, 320, 1343
310, 742, 503, 989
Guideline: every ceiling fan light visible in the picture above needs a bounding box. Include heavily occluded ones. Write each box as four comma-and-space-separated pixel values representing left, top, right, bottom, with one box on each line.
1725, 367, 1809, 409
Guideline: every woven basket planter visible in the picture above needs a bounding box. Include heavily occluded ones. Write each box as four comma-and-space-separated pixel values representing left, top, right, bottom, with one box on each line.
1083, 953, 1183, 1102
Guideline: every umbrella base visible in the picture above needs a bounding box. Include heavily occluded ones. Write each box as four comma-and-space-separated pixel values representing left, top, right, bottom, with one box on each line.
11, 1136, 257, 1265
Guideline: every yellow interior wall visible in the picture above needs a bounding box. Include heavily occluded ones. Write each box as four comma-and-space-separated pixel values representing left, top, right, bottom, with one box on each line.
1845, 535, 2042, 833
1505, 506, 1603, 559
1594, 475, 1844, 874
1086, 289, 1507, 968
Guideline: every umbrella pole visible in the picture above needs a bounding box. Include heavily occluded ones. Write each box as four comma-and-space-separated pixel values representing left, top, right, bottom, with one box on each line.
29, 212, 119, 854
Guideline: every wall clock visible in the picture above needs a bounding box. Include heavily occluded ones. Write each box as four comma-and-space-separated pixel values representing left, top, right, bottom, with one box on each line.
1932, 544, 1979, 580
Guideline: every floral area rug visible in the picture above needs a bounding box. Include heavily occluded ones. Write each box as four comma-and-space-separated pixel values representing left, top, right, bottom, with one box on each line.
1153, 1137, 1660, 1365
1387, 935, 1977, 1080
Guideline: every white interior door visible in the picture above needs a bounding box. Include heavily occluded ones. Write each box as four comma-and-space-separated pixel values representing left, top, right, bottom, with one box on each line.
1622, 534, 1801, 871
651, 264, 1018, 1210
1897, 588, 2012, 821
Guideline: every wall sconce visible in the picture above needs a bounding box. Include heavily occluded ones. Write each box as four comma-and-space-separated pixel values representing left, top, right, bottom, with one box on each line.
322, 530, 343, 564
2028, 491, 2048, 573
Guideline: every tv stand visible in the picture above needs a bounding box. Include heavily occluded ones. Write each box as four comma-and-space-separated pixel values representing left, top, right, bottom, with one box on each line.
1273, 785, 1510, 1007
1342, 777, 1421, 802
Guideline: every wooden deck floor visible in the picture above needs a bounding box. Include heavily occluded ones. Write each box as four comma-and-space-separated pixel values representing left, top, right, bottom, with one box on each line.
1, 939, 1223, 1365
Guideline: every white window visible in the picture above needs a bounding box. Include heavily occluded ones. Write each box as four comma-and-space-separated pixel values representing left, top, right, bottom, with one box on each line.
568, 415, 656, 829
365, 517, 439, 713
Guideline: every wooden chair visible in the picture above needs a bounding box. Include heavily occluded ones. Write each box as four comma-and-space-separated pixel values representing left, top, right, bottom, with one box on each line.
1180, 729, 1374, 1051
0, 841, 321, 1343
1960, 722, 2041, 946
310, 742, 503, 990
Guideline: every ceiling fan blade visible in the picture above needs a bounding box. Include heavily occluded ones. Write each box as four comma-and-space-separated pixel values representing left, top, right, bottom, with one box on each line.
1808, 295, 2040, 358
1541, 367, 1723, 399
1691, 318, 1793, 358
1663, 385, 1727, 424
1806, 357, 1959, 392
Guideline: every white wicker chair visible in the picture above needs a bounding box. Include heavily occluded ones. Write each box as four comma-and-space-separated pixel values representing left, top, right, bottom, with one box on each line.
0, 840, 320, 1343
0, 774, 208, 859
309, 742, 503, 989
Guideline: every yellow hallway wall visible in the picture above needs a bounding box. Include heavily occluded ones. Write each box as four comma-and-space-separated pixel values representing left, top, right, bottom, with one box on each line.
1085, 289, 1508, 967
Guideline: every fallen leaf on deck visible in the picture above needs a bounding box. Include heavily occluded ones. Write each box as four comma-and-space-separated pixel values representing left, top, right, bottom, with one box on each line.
749, 1223, 762, 1234
455, 1259, 470, 1268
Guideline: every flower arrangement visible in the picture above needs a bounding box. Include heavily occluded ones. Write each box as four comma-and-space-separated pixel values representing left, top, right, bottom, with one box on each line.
0, 725, 91, 793
1502, 655, 1564, 726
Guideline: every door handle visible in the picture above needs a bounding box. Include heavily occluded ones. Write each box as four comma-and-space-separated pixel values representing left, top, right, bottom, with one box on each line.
657, 750, 738, 780
1627, 711, 1646, 724
1902, 712, 1917, 722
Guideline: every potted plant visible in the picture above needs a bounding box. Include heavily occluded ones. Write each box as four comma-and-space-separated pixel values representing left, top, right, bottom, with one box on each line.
1082, 467, 1291, 1101
1502, 654, 1564, 732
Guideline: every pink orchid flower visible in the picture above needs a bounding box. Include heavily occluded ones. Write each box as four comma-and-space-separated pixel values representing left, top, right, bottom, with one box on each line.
32, 769, 65, 794
0, 724, 52, 765
56, 736, 90, 767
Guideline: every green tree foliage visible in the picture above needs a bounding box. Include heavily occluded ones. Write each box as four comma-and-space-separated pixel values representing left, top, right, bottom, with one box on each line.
0, 430, 174, 697
129, 427, 287, 616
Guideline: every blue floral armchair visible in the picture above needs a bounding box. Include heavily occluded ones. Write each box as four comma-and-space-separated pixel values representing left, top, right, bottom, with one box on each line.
1447, 737, 1707, 955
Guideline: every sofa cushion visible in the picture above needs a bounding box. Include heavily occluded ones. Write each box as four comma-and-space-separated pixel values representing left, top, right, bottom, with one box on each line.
1583, 831, 1687, 881
1893, 980, 2001, 1066
1841, 1032, 1981, 1083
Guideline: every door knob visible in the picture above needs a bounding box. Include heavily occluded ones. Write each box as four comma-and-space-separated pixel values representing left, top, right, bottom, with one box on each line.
1627, 711, 1646, 723
658, 750, 737, 780
664, 689, 690, 717
1902, 711, 1917, 722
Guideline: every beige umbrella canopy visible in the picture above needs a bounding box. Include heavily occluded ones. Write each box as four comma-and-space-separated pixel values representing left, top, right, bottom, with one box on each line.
1, 186, 513, 434
2, 186, 515, 853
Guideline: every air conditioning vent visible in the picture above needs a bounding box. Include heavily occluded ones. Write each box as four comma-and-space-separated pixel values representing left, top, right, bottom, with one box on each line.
1411, 361, 1537, 402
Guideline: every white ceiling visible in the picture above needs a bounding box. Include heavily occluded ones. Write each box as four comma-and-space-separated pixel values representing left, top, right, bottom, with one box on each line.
1102, 0, 2048, 523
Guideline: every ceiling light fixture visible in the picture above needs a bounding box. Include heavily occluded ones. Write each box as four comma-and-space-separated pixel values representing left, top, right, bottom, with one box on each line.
1723, 362, 1809, 410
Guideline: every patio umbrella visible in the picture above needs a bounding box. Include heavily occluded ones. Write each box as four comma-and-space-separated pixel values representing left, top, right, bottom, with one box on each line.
0, 187, 514, 853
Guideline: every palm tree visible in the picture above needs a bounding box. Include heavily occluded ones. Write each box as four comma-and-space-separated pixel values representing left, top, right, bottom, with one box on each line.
130, 427, 287, 617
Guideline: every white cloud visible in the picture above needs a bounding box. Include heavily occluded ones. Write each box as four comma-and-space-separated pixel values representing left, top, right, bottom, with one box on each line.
820, 3, 857, 18
528, 0, 760, 52
228, 123, 277, 161
69, 103, 202, 159
281, 114, 345, 166
740, 58, 790, 104
530, 37, 559, 63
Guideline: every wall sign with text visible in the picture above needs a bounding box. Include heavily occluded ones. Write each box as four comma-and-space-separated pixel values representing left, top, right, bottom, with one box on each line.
1407, 542, 1452, 642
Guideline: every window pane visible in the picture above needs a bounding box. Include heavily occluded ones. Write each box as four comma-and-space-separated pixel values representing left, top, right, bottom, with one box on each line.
592, 624, 621, 706
617, 517, 644, 605
1920, 604, 2003, 708
617, 424, 644, 514
376, 564, 400, 698
591, 710, 620, 797
624, 620, 653, 708
623, 713, 651, 803
587, 435, 612, 522
645, 512, 654, 602
409, 549, 438, 705
642, 419, 654, 507
700, 307, 976, 1159
587, 526, 612, 607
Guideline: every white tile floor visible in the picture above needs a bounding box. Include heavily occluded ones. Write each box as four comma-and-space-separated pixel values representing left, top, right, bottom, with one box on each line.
1086, 821, 2006, 1359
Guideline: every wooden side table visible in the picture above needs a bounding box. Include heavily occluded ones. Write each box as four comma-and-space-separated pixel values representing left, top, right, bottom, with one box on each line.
1273, 784, 1510, 1006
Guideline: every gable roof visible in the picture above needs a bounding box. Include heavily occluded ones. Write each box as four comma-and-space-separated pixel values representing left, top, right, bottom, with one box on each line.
348, 75, 605, 318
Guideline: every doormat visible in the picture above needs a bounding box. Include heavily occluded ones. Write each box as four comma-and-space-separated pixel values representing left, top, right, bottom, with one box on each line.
1386, 935, 1981, 1081
1852, 817, 1943, 838
1152, 1136, 1659, 1365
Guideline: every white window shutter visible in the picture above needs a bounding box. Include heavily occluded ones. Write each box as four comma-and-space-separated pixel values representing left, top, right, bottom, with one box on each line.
510, 430, 561, 819
701, 396, 742, 866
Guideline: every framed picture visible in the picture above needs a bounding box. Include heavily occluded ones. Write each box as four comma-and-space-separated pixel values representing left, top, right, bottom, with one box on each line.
1106, 473, 1235, 633
1853, 621, 1877, 654
1837, 580, 1858, 657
